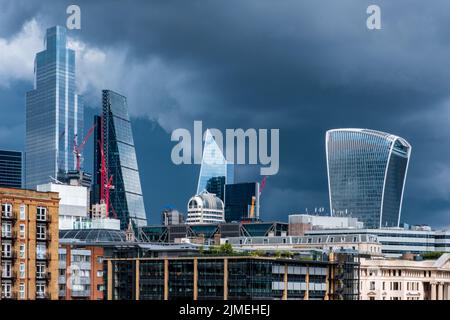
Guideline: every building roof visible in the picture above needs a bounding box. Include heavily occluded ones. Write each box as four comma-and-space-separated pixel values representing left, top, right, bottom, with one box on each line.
188, 191, 224, 210
59, 229, 127, 243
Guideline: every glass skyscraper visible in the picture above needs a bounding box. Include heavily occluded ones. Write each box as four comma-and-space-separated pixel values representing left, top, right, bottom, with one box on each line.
196, 129, 234, 195
225, 182, 260, 222
0, 150, 24, 188
100, 90, 147, 229
26, 26, 83, 189
326, 129, 411, 228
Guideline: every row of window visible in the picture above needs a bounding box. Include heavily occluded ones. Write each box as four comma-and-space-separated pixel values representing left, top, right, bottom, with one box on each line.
1, 203, 48, 221
1, 282, 46, 299
1, 222, 48, 239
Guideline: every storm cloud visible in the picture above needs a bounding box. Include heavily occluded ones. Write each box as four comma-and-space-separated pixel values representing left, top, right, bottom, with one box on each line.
1, 0, 450, 227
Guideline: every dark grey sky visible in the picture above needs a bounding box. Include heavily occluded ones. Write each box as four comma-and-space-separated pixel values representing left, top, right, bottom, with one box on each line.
1, 0, 450, 227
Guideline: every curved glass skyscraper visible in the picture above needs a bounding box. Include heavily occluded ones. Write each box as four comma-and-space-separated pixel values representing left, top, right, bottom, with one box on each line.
326, 129, 411, 228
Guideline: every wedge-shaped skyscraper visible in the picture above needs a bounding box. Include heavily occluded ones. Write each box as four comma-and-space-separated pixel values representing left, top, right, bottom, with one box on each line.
326, 129, 411, 228
26, 26, 83, 188
196, 129, 234, 195
100, 90, 147, 229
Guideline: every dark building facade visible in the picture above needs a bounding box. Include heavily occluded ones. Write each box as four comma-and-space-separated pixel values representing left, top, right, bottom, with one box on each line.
0, 150, 23, 188
104, 252, 360, 300
93, 90, 147, 229
206, 176, 225, 202
225, 183, 259, 222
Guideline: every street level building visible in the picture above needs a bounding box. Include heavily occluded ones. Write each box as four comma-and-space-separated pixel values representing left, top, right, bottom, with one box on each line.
0, 188, 59, 300
360, 254, 450, 300
104, 251, 360, 300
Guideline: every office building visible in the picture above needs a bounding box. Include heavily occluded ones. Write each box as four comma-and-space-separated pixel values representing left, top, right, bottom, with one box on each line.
0, 187, 59, 300
305, 227, 450, 257
138, 221, 289, 244
104, 251, 360, 300
206, 176, 225, 202
225, 182, 260, 222
94, 90, 147, 229
359, 254, 450, 300
288, 214, 363, 236
326, 129, 411, 228
26, 26, 83, 189
0, 150, 23, 189
196, 129, 234, 194
223, 234, 382, 256
186, 191, 225, 225
161, 207, 184, 226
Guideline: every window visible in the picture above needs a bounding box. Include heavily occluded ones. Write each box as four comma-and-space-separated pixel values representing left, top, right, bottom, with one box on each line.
20, 263, 25, 279
1, 203, 12, 218
1, 282, 12, 299
36, 207, 47, 221
97, 271, 103, 277
382, 282, 385, 290
36, 243, 46, 260
393, 282, 399, 291
1, 243, 12, 258
1, 223, 12, 238
20, 244, 26, 259
36, 225, 46, 240
97, 256, 104, 264
20, 204, 26, 220
19, 283, 25, 299
370, 281, 376, 290
369, 296, 375, 300
36, 282, 45, 297
36, 262, 46, 278
2, 261, 12, 277
19, 224, 25, 239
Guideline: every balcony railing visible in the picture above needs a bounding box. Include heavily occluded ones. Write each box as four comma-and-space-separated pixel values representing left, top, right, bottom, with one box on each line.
1, 211, 16, 222
1, 271, 17, 280
1, 231, 17, 241
35, 292, 50, 300
36, 272, 51, 281
1, 252, 16, 260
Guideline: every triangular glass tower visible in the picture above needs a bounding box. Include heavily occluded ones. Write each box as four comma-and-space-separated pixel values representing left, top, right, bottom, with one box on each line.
196, 129, 234, 194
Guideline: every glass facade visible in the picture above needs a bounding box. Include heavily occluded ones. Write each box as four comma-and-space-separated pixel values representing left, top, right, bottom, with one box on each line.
326, 129, 411, 228
196, 130, 234, 194
206, 176, 225, 201
224, 183, 259, 222
0, 150, 23, 188
102, 90, 147, 229
26, 26, 83, 189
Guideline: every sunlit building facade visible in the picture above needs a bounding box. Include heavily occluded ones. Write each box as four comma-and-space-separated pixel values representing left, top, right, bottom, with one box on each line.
196, 130, 234, 195
26, 26, 83, 189
326, 129, 411, 228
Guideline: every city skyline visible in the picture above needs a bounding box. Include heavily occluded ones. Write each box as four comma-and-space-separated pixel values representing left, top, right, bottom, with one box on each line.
1, 1, 450, 228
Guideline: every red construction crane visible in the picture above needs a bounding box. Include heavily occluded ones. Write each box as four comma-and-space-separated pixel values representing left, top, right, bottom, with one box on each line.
98, 116, 115, 218
73, 123, 96, 171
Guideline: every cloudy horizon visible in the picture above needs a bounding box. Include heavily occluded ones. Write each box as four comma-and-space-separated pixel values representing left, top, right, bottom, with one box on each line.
1, 0, 450, 228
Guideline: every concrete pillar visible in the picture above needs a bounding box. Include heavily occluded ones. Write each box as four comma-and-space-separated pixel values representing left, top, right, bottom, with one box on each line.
107, 260, 113, 300
223, 258, 228, 300
282, 264, 288, 300
446, 283, 450, 300
135, 260, 140, 300
193, 258, 198, 300
304, 266, 309, 300
431, 282, 437, 300
164, 259, 169, 300
437, 283, 444, 300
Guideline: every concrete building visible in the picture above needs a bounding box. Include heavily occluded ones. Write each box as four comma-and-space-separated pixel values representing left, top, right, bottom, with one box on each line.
104, 251, 360, 300
0, 188, 59, 300
223, 234, 382, 256
37, 183, 88, 230
161, 207, 184, 226
305, 227, 450, 257
288, 214, 363, 236
186, 191, 225, 225
360, 254, 450, 300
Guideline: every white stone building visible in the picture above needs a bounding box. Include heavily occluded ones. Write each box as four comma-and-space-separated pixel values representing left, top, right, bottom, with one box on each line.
186, 191, 225, 224
360, 254, 450, 300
